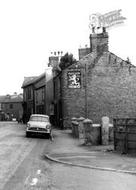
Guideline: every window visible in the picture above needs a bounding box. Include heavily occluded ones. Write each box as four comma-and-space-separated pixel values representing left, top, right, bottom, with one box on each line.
27, 88, 32, 99
30, 115, 48, 122
42, 88, 45, 102
35, 91, 38, 104
10, 104, 13, 109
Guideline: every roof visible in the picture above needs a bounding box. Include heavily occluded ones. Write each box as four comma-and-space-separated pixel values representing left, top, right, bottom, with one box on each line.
21, 76, 38, 88
67, 51, 135, 69
0, 96, 7, 102
22, 73, 46, 88
0, 94, 23, 103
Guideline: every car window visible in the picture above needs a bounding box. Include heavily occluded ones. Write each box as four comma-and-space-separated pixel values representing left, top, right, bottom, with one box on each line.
30, 116, 49, 122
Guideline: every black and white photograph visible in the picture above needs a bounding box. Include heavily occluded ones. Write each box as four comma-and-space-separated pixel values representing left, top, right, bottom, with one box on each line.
0, 0, 136, 189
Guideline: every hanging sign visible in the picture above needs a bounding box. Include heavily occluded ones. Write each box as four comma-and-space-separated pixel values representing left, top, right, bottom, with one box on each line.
67, 70, 81, 88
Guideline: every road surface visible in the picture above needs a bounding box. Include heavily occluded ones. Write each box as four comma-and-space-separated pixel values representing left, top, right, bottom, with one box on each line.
0, 122, 136, 190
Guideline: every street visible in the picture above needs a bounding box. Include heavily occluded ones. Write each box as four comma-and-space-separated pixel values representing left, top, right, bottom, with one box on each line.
0, 121, 52, 190
0, 122, 136, 190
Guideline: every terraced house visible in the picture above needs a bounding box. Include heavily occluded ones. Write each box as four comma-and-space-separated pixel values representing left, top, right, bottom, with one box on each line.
0, 93, 23, 121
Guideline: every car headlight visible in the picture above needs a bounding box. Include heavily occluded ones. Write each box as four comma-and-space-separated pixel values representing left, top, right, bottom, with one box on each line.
27, 123, 30, 128
46, 125, 51, 129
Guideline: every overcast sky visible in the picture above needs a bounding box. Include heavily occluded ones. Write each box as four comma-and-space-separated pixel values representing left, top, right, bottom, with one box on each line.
0, 0, 135, 95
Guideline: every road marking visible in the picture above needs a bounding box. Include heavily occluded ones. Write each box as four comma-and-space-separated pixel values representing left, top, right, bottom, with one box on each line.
24, 175, 30, 185
30, 178, 38, 186
37, 170, 41, 175
25, 170, 41, 186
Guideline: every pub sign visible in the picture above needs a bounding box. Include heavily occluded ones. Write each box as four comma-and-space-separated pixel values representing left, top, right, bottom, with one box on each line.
67, 70, 81, 88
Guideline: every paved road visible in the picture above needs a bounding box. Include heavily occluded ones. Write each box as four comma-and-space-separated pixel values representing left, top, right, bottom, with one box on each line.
0, 122, 136, 190
0, 122, 52, 190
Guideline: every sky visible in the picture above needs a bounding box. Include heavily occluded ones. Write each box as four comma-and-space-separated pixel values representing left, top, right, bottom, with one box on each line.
0, 0, 135, 95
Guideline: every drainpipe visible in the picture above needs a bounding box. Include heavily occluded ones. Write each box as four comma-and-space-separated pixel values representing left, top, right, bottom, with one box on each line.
85, 63, 88, 118
33, 84, 35, 114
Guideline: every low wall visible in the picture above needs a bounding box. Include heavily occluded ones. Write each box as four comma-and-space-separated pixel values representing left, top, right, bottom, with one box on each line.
71, 117, 113, 145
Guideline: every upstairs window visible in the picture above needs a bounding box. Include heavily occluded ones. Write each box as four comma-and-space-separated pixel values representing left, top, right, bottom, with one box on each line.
27, 88, 32, 100
10, 104, 13, 109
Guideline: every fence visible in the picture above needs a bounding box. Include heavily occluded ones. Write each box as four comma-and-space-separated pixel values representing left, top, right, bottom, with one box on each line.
114, 118, 136, 154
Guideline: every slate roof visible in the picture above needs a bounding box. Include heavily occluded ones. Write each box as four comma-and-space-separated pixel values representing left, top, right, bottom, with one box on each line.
21, 73, 46, 88
0, 94, 23, 103
21, 76, 38, 88
68, 51, 135, 69
0, 96, 6, 102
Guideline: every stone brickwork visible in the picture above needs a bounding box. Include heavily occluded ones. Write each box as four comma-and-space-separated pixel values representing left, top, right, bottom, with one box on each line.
60, 67, 86, 128
86, 52, 136, 123
78, 47, 91, 60
54, 31, 136, 128
90, 32, 109, 56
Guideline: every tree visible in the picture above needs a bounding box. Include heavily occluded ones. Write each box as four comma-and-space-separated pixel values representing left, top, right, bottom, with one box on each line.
59, 53, 77, 70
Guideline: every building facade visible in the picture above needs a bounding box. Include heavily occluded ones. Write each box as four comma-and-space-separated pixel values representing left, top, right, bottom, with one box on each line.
22, 70, 54, 123
53, 30, 136, 128
34, 74, 46, 114
0, 93, 23, 121
22, 76, 37, 123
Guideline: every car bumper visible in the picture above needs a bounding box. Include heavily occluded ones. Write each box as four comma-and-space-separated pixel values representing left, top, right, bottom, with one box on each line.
26, 129, 51, 134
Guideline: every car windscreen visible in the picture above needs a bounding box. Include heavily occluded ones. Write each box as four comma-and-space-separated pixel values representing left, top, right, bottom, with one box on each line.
30, 116, 49, 122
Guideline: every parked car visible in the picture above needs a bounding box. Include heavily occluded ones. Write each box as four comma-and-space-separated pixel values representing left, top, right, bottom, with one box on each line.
26, 114, 52, 138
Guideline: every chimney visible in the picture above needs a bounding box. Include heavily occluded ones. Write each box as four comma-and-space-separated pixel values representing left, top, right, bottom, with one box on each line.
78, 47, 91, 60
48, 56, 59, 67
90, 28, 109, 56
48, 56, 61, 76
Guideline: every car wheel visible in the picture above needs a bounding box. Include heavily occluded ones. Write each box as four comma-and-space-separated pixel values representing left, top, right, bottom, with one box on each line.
49, 133, 51, 139
44, 134, 47, 139
26, 132, 30, 138
44, 133, 50, 139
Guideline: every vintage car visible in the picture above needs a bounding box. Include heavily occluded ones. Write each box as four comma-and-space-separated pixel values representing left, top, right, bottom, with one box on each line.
26, 114, 52, 138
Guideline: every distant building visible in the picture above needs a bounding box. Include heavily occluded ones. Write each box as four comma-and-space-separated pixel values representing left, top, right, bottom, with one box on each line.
0, 93, 23, 121
22, 70, 54, 123
22, 76, 38, 123
34, 74, 46, 114
53, 30, 136, 128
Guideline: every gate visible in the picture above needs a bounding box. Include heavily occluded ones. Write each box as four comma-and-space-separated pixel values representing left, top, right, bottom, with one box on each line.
114, 118, 136, 154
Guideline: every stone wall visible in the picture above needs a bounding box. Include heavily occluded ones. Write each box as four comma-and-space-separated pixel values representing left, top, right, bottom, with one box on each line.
59, 51, 136, 128
86, 52, 136, 123
61, 67, 86, 128
54, 31, 136, 128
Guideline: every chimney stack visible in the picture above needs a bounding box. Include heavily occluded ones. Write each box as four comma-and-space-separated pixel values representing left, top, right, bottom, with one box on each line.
90, 29, 109, 56
48, 56, 59, 67
78, 47, 91, 60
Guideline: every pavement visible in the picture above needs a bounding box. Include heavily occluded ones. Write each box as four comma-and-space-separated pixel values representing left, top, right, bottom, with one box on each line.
45, 129, 136, 175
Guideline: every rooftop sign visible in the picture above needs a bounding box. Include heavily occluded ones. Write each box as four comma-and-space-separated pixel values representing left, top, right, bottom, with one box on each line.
89, 9, 126, 32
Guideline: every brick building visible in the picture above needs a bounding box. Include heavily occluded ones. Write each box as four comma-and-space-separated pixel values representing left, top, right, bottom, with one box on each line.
53, 29, 136, 128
